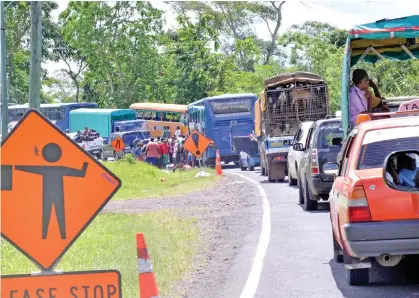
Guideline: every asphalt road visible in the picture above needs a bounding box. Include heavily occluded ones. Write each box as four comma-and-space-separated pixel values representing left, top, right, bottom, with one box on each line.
222, 166, 419, 298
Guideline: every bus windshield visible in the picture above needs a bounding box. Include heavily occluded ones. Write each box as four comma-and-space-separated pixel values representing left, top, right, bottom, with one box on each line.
135, 110, 183, 122
210, 98, 253, 114
116, 120, 148, 132
122, 132, 145, 145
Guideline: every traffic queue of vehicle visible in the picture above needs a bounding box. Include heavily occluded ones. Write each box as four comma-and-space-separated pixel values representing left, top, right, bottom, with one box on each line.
265, 15, 419, 287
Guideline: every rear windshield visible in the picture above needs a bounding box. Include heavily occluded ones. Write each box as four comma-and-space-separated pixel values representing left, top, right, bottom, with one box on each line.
123, 132, 144, 144
120, 121, 148, 131
358, 127, 419, 169
317, 122, 344, 149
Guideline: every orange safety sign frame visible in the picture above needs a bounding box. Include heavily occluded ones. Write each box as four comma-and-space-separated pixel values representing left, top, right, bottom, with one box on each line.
183, 130, 212, 158
1, 110, 122, 270
111, 136, 125, 153
1, 270, 122, 297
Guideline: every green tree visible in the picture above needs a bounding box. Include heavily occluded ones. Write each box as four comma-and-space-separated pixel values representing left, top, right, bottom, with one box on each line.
60, 1, 164, 107
164, 14, 223, 103
5, 1, 59, 103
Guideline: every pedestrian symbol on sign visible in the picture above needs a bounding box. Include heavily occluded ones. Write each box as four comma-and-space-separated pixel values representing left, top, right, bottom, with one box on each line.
14, 143, 88, 239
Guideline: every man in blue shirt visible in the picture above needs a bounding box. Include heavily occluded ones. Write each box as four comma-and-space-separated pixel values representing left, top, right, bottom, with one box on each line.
398, 154, 419, 187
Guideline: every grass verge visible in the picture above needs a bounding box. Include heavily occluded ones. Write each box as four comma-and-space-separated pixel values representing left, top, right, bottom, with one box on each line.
104, 157, 218, 200
1, 211, 200, 297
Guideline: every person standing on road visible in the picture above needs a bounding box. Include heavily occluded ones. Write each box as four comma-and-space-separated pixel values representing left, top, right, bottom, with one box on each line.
134, 141, 144, 161
161, 139, 170, 168
145, 137, 160, 167
162, 126, 170, 139
175, 126, 182, 138
168, 136, 174, 164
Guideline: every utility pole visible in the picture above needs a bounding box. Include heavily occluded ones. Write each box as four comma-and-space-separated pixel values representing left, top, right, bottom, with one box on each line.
0, 1, 8, 137
29, 1, 42, 111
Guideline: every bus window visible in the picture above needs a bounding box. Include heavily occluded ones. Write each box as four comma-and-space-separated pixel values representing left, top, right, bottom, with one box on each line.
10, 108, 27, 121
43, 108, 64, 121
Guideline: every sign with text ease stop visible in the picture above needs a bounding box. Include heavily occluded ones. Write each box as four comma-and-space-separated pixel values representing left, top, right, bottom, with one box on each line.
1, 110, 122, 270
1, 270, 121, 298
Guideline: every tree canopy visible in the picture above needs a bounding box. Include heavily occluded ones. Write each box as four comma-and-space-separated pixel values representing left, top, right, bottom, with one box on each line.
4, 1, 419, 112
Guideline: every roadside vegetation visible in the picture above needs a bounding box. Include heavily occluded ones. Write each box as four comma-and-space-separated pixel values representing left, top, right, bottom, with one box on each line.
1, 211, 200, 297
7, 2, 418, 112
104, 155, 218, 200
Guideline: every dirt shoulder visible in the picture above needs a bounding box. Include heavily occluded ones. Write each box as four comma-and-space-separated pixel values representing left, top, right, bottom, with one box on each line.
103, 174, 261, 297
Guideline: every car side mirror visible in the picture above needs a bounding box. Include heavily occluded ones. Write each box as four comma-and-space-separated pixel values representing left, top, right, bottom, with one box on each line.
323, 162, 339, 176
383, 150, 419, 193
293, 142, 304, 151
332, 137, 343, 147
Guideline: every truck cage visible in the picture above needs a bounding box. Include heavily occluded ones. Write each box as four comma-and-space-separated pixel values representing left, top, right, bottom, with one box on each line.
263, 72, 330, 137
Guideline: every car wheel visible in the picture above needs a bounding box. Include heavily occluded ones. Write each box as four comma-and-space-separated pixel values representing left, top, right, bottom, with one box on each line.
248, 158, 255, 171
261, 165, 266, 176
346, 268, 369, 285
240, 159, 246, 171
297, 176, 304, 205
303, 177, 318, 211
113, 151, 119, 161
332, 231, 344, 263
288, 171, 297, 186
96, 150, 104, 161
268, 166, 275, 182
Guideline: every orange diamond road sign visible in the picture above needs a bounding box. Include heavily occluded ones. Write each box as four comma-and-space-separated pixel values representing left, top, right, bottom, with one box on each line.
1, 270, 121, 297
183, 130, 212, 158
1, 110, 121, 270
112, 136, 125, 153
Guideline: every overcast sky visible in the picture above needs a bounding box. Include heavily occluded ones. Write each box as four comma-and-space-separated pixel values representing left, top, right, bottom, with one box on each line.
45, 0, 419, 74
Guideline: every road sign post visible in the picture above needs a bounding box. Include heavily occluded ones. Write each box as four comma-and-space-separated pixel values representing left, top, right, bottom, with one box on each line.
183, 130, 212, 177
1, 109, 122, 296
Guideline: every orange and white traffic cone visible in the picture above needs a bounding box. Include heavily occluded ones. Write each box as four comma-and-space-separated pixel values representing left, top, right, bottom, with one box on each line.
137, 233, 160, 298
216, 150, 223, 176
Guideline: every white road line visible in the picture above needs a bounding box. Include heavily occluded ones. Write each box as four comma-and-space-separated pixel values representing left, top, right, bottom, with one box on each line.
230, 173, 271, 298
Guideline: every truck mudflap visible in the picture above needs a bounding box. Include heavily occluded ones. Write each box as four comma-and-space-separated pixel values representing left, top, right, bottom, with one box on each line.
267, 161, 287, 180
266, 152, 288, 181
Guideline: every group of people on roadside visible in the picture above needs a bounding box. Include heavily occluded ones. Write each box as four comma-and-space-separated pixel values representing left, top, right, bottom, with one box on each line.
133, 126, 197, 171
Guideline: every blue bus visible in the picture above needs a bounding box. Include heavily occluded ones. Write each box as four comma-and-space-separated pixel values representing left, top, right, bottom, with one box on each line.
7, 102, 98, 132
187, 93, 258, 165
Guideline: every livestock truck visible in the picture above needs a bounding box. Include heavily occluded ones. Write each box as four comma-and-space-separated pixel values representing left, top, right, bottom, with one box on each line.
258, 72, 330, 182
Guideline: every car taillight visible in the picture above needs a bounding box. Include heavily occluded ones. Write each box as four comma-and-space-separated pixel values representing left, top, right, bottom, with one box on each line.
311, 149, 319, 174
274, 156, 282, 161
348, 186, 372, 223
